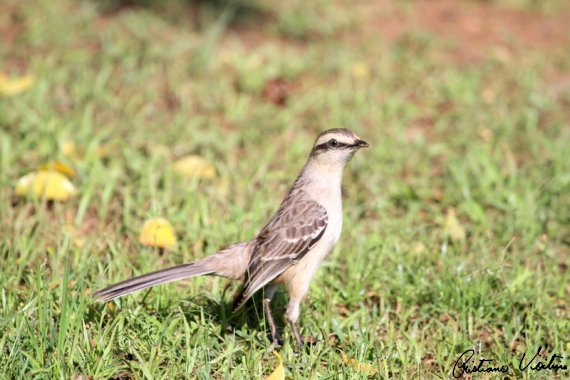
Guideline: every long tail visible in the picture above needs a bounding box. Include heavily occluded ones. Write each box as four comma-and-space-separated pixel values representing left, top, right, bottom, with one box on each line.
94, 241, 252, 302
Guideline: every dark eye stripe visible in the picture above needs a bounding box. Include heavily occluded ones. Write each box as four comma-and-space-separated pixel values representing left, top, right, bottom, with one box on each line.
314, 141, 349, 152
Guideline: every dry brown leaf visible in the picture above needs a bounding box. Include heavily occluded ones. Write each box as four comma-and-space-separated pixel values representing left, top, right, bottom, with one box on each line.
262, 78, 291, 106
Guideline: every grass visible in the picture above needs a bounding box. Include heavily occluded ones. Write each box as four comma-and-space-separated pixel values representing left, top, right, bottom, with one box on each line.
1, 0, 569, 378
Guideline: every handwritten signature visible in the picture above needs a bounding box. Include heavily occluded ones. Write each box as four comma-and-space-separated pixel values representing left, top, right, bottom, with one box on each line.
452, 346, 567, 378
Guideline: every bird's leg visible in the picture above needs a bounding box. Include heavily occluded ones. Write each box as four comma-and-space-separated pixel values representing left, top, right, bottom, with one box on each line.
285, 296, 307, 349
289, 320, 303, 347
263, 298, 282, 345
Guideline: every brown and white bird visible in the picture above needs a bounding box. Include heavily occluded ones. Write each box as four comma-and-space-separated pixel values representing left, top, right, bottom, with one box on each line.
94, 128, 369, 346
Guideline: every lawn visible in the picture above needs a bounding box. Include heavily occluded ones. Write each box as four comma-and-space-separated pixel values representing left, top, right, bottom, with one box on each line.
0, 0, 569, 378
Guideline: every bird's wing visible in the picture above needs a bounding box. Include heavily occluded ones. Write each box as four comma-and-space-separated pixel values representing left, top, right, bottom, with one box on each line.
234, 193, 328, 309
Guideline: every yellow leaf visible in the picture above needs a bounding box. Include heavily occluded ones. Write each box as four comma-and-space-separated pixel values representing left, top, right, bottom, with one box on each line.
411, 241, 426, 255
138, 217, 177, 249
444, 208, 466, 243
351, 62, 370, 80
266, 351, 285, 380
173, 155, 216, 179
73, 238, 85, 248
60, 140, 76, 157
59, 140, 112, 160
37, 161, 76, 178
340, 351, 377, 376
15, 170, 77, 201
0, 73, 35, 96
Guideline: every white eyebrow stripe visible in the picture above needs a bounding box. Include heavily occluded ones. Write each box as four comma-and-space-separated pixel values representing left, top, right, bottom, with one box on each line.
315, 134, 354, 146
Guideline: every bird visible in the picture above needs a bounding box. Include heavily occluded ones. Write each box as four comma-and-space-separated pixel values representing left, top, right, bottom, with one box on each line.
94, 128, 369, 347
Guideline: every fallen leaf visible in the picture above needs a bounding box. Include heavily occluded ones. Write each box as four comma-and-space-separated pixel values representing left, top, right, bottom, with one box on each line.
444, 208, 466, 243
364, 290, 381, 307
327, 333, 340, 342
59, 140, 112, 160
266, 351, 285, 380
303, 336, 317, 345
73, 238, 85, 248
333, 303, 350, 317
138, 217, 177, 249
0, 72, 35, 96
351, 62, 370, 80
411, 241, 426, 255
60, 140, 76, 157
15, 170, 77, 201
340, 351, 377, 376
173, 155, 216, 179
262, 77, 291, 106
422, 355, 436, 367
37, 161, 76, 178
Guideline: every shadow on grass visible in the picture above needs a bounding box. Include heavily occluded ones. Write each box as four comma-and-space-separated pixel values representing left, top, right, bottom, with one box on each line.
181, 289, 292, 342
93, 0, 271, 31
86, 285, 292, 344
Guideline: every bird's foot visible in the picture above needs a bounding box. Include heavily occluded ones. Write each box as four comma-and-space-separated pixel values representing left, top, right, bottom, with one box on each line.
289, 321, 304, 349
269, 332, 283, 348
262, 298, 282, 349
263, 338, 282, 358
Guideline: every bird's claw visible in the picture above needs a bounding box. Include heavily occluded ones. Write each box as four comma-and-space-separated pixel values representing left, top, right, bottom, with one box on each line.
263, 339, 282, 358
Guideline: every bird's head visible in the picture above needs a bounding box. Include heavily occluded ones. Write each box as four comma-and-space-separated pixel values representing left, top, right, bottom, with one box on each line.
310, 128, 369, 168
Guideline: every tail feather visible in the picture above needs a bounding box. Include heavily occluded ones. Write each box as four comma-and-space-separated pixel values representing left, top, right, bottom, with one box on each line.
93, 262, 213, 301
93, 241, 253, 302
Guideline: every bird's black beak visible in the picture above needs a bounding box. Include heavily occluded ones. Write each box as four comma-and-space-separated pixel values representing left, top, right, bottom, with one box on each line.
353, 139, 369, 149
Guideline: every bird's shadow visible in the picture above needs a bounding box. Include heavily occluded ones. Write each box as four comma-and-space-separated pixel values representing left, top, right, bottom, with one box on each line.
87, 285, 290, 344
179, 287, 291, 340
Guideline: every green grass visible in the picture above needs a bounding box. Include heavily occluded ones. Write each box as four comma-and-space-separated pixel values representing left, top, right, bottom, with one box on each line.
1, 0, 569, 378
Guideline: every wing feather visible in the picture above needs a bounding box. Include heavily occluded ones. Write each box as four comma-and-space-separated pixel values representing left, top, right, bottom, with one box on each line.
234, 192, 328, 309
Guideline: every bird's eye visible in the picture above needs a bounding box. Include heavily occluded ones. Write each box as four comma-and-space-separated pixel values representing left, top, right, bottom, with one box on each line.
328, 139, 338, 148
